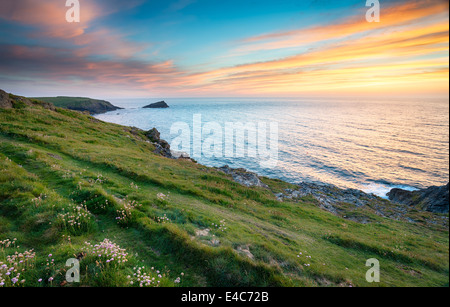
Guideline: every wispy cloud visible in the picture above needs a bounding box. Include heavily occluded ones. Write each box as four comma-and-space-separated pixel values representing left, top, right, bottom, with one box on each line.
231, 0, 448, 55
169, 0, 449, 96
166, 0, 197, 12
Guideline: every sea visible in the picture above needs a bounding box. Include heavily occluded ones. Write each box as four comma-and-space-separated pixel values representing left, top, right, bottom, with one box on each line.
95, 97, 449, 198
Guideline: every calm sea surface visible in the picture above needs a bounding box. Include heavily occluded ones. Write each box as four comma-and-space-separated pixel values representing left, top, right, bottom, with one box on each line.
95, 97, 449, 197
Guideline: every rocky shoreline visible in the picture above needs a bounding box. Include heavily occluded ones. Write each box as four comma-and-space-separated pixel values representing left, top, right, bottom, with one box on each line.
219, 165, 448, 227
388, 183, 449, 214
140, 125, 448, 227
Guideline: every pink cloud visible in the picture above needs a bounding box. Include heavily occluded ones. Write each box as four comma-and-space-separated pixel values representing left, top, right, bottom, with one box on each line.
0, 0, 149, 59
0, 0, 102, 38
232, 0, 449, 56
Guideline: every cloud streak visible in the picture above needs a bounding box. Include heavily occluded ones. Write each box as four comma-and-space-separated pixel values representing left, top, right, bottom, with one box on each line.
169, 0, 449, 96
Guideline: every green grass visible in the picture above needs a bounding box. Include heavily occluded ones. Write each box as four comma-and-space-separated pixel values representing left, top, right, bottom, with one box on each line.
0, 96, 448, 287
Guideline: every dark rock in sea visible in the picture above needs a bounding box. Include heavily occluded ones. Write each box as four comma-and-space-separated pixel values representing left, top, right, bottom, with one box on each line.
388, 183, 449, 213
143, 101, 169, 109
217, 165, 268, 188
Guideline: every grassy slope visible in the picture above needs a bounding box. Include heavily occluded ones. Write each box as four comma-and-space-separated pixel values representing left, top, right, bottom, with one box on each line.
0, 99, 448, 287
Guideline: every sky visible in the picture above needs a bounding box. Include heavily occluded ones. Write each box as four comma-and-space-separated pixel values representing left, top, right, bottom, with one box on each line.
0, 0, 448, 99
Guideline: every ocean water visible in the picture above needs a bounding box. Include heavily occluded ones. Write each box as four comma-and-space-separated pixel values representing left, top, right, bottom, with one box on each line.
95, 97, 449, 198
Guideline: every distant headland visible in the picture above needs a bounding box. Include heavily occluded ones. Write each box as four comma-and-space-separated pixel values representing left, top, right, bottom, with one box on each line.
32, 96, 122, 115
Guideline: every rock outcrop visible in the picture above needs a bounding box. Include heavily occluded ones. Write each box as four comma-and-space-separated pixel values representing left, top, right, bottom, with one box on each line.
388, 183, 449, 213
124, 126, 195, 162
1, 89, 55, 111
144, 127, 179, 159
0, 89, 13, 109
273, 181, 449, 226
145, 128, 172, 158
143, 101, 169, 109
171, 150, 191, 159
275, 182, 379, 219
145, 128, 162, 143
217, 165, 268, 188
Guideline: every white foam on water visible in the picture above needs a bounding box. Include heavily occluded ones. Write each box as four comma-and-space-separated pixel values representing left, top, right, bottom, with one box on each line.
363, 183, 419, 199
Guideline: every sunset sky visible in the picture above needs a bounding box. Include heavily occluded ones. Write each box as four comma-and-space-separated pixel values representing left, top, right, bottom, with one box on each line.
0, 0, 448, 98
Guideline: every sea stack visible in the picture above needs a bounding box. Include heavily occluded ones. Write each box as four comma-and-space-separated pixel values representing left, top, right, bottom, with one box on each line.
143, 101, 169, 109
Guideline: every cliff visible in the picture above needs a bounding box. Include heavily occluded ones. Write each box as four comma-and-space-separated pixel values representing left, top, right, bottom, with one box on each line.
32, 96, 122, 115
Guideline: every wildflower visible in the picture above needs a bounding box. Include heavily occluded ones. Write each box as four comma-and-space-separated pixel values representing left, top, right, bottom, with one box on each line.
157, 193, 167, 200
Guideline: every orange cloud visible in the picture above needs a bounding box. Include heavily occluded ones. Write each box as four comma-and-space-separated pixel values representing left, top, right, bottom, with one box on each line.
167, 0, 449, 97
235, 0, 449, 55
